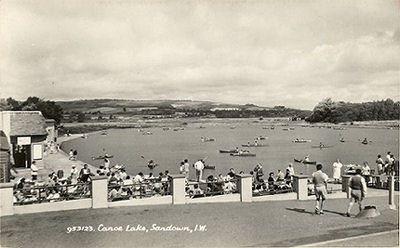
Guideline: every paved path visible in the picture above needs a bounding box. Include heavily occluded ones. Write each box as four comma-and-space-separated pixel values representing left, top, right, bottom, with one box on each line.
1, 196, 398, 248
12, 134, 97, 182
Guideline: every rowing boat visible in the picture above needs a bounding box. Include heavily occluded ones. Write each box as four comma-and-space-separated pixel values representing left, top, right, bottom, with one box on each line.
230, 153, 256, 157
294, 158, 317, 165
219, 149, 238, 153
292, 139, 312, 143
204, 165, 216, 170
241, 144, 267, 147
148, 163, 159, 169
92, 155, 114, 160
311, 145, 334, 149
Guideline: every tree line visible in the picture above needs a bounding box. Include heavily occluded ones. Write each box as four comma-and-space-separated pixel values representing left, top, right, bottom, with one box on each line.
1, 97, 63, 124
306, 98, 400, 123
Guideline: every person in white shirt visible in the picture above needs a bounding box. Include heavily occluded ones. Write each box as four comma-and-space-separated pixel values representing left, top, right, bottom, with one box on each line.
184, 159, 190, 180
286, 163, 295, 176
312, 164, 329, 215
376, 154, 385, 175
70, 165, 79, 184
361, 162, 371, 183
179, 162, 185, 175
194, 159, 205, 182
31, 161, 39, 181
332, 159, 343, 183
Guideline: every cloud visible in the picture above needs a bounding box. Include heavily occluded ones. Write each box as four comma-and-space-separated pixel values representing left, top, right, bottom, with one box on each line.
0, 0, 399, 109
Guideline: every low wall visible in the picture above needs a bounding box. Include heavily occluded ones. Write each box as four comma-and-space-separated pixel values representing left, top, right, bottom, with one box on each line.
186, 193, 240, 204
108, 196, 172, 208
13, 199, 92, 215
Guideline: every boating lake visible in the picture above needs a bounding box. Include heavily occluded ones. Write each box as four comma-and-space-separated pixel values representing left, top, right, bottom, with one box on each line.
61, 123, 399, 179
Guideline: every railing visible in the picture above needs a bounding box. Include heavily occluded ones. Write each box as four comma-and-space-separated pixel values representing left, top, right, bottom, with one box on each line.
367, 175, 399, 190
107, 179, 171, 202
186, 179, 239, 198
252, 179, 293, 196
13, 182, 91, 205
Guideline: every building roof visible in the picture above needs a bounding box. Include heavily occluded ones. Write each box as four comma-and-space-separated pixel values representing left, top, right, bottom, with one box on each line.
7, 111, 47, 136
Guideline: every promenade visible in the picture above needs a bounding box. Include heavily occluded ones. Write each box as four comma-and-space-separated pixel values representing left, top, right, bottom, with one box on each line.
0, 195, 398, 248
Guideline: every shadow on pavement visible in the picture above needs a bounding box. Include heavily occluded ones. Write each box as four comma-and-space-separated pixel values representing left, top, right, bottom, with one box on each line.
285, 207, 314, 215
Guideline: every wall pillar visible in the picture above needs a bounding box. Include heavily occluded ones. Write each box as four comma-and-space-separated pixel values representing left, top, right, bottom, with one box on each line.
342, 175, 352, 199
169, 174, 186, 205
91, 176, 108, 209
0, 183, 14, 216
388, 176, 396, 209
235, 174, 252, 202
292, 175, 308, 200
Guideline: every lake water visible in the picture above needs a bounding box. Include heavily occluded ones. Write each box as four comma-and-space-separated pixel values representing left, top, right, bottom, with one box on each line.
61, 123, 399, 179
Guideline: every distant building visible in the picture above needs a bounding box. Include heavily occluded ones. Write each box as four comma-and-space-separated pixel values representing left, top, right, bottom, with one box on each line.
210, 107, 240, 112
0, 111, 47, 168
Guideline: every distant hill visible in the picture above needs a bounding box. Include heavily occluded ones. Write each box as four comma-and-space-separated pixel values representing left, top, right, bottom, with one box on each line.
56, 99, 277, 114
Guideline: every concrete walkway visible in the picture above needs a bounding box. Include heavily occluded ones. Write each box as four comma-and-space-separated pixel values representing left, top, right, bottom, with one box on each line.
12, 134, 97, 182
0, 195, 398, 248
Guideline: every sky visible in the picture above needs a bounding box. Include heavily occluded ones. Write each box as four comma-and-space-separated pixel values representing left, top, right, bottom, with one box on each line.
0, 0, 399, 110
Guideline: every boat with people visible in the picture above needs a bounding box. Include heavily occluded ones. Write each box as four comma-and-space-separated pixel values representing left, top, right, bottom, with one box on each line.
293, 158, 317, 165
100, 131, 108, 135
142, 131, 153, 135
173, 127, 185, 131
361, 138, 370, 145
292, 139, 312, 143
201, 137, 215, 142
242, 143, 267, 147
312, 143, 334, 149
282, 128, 289, 131
147, 161, 159, 169
219, 149, 239, 153
255, 136, 267, 140
204, 165, 216, 170
230, 152, 256, 157
92, 155, 114, 160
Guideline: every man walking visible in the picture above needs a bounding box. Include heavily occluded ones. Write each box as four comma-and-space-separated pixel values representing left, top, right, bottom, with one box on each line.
193, 159, 205, 182
346, 168, 367, 217
312, 164, 329, 215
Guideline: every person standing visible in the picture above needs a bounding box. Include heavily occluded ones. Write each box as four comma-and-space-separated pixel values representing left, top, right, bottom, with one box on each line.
286, 163, 295, 176
69, 149, 74, 160
332, 159, 343, 183
376, 154, 384, 175
79, 164, 91, 183
312, 164, 329, 215
31, 161, 39, 181
70, 165, 79, 184
73, 150, 78, 160
193, 159, 205, 182
361, 162, 371, 184
346, 169, 367, 217
183, 159, 190, 180
179, 161, 185, 175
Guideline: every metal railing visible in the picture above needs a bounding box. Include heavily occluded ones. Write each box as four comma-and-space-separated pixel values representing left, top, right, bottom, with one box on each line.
186, 179, 239, 198
107, 179, 171, 202
252, 179, 293, 196
13, 182, 91, 205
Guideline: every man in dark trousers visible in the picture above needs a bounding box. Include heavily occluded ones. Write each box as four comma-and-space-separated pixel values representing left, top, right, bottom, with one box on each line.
346, 168, 367, 217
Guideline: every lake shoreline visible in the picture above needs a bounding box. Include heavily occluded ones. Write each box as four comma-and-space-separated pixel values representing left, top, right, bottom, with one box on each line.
60, 118, 400, 134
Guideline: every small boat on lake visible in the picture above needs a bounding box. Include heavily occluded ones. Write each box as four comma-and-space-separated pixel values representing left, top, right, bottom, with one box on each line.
311, 145, 334, 149
219, 149, 238, 153
204, 165, 216, 170
92, 155, 114, 160
101, 131, 108, 135
230, 152, 256, 157
292, 139, 312, 143
294, 158, 317, 165
142, 131, 153, 135
201, 137, 215, 142
242, 143, 267, 147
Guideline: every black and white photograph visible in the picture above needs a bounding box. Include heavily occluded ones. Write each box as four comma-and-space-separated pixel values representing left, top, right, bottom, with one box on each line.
0, 0, 399, 247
